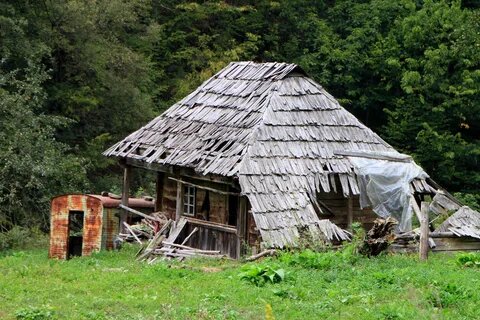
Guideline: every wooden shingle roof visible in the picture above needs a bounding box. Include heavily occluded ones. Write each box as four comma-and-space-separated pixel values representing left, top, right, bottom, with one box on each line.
104, 61, 419, 247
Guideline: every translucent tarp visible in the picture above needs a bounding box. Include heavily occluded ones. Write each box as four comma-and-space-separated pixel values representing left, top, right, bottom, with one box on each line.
348, 152, 428, 232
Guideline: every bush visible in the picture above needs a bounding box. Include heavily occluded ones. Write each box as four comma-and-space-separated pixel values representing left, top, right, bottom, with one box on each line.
239, 264, 286, 286
15, 305, 55, 320
0, 226, 48, 252
456, 252, 480, 268
426, 282, 472, 308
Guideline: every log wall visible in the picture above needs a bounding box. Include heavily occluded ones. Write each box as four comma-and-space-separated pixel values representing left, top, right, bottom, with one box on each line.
161, 174, 231, 224
317, 192, 378, 229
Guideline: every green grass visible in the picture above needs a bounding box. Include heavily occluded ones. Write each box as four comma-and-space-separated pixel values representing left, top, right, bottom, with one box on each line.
1, 245, 479, 320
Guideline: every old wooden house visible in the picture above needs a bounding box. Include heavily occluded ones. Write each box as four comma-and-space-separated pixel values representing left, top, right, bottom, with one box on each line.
49, 194, 154, 259
104, 62, 439, 259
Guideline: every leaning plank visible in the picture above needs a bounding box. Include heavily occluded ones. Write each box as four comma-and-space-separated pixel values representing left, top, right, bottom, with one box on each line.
168, 177, 240, 196
245, 249, 277, 261
181, 227, 198, 245
123, 222, 142, 244
119, 204, 165, 223
165, 218, 188, 244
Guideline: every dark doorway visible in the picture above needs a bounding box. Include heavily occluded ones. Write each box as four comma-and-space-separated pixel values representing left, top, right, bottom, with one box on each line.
68, 211, 84, 258
228, 195, 238, 226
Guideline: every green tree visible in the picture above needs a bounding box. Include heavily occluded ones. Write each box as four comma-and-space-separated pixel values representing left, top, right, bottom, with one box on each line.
0, 56, 87, 230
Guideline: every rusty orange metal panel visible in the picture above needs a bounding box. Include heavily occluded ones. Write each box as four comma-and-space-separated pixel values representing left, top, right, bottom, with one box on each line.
49, 196, 69, 259
82, 196, 103, 256
104, 208, 119, 250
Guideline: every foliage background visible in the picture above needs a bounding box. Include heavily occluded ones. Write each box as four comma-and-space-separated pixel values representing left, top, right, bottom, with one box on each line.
0, 0, 479, 229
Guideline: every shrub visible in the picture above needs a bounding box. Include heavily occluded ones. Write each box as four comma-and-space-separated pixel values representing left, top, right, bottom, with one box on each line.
15, 305, 55, 320
0, 226, 48, 252
426, 282, 472, 308
456, 252, 480, 268
238, 264, 286, 286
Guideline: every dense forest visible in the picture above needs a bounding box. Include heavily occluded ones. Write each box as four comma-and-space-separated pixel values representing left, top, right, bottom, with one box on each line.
0, 0, 479, 230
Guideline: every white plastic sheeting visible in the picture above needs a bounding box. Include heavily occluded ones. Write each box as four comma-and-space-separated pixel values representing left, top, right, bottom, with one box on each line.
348, 152, 428, 232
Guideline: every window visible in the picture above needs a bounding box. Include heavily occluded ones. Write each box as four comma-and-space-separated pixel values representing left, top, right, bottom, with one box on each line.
183, 185, 196, 216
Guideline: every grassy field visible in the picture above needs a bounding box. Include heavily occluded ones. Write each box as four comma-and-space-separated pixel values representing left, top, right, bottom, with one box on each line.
1, 245, 479, 320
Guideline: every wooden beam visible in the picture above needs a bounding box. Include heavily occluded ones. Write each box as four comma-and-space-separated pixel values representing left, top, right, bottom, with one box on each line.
175, 180, 184, 222
118, 204, 165, 223
419, 202, 430, 261
120, 165, 132, 232
123, 222, 142, 244
155, 172, 164, 212
347, 196, 353, 230
236, 196, 247, 258
186, 217, 238, 234
334, 150, 412, 163
168, 177, 240, 196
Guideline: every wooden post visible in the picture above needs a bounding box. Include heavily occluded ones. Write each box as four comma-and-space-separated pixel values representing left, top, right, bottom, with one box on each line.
155, 172, 164, 212
236, 196, 247, 259
120, 165, 132, 233
419, 201, 429, 261
347, 196, 353, 230
175, 180, 184, 222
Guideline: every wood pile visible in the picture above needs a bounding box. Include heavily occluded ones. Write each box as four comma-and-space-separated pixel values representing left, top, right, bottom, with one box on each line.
136, 218, 228, 263
118, 211, 168, 243
118, 205, 229, 262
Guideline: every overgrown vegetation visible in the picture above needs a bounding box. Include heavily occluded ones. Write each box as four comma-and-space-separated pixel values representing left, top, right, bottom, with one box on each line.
0, 0, 478, 231
456, 252, 480, 267
1, 245, 480, 319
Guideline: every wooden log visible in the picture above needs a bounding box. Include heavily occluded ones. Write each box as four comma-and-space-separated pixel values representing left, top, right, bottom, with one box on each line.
123, 222, 142, 244
175, 180, 184, 222
163, 252, 226, 259
419, 202, 430, 261
168, 177, 240, 196
120, 165, 131, 232
430, 232, 457, 238
156, 246, 221, 254
245, 249, 277, 261
119, 204, 166, 223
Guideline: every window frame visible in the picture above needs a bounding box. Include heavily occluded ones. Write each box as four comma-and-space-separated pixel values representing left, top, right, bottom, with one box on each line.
183, 185, 196, 216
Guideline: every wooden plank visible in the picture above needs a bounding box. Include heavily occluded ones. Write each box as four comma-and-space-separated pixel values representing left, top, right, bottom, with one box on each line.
175, 180, 184, 222
236, 196, 247, 259
431, 237, 480, 252
181, 227, 198, 245
155, 172, 164, 212
186, 217, 237, 234
419, 202, 429, 261
410, 197, 422, 222
123, 222, 142, 244
166, 218, 187, 244
168, 177, 240, 196
120, 165, 131, 232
